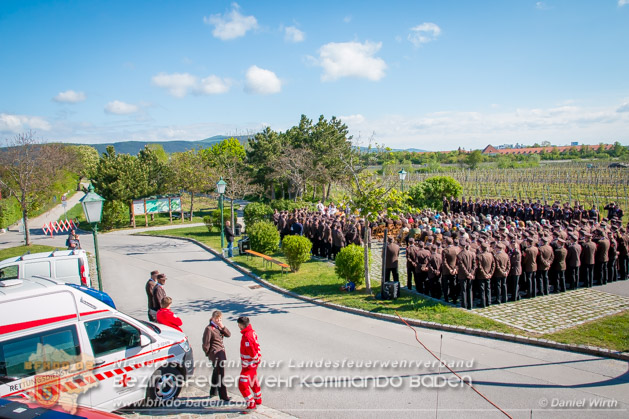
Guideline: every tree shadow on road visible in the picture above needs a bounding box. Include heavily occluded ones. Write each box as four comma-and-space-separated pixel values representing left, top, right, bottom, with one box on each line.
177, 294, 311, 319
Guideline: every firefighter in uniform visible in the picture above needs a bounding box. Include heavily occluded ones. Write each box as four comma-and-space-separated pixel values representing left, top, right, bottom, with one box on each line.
238, 316, 262, 410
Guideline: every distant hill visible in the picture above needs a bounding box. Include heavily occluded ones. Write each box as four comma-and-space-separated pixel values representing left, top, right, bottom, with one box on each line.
83, 135, 424, 155
88, 135, 254, 155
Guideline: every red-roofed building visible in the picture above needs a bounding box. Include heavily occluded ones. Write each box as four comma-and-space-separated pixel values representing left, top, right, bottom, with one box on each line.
481, 144, 614, 156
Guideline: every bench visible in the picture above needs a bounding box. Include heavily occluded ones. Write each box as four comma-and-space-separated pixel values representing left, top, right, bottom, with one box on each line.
244, 249, 290, 274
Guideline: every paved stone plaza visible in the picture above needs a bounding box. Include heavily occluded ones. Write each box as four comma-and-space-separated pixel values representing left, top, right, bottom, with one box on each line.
474, 288, 629, 334
365, 241, 629, 334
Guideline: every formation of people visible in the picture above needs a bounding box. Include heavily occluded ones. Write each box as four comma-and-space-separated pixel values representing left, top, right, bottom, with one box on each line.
273, 199, 628, 309
383, 200, 628, 309
144, 270, 262, 410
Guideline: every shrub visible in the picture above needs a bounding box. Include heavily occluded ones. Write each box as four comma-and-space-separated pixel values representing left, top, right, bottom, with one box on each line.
281, 235, 312, 272
408, 176, 462, 210
335, 244, 369, 285
0, 201, 9, 230
101, 200, 128, 230
243, 202, 273, 229
247, 220, 279, 255
203, 215, 214, 233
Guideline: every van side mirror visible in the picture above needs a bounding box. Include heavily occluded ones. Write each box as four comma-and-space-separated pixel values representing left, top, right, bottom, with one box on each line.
140, 335, 151, 347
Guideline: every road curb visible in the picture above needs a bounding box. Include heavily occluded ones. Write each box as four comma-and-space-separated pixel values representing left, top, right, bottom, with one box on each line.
156, 234, 629, 362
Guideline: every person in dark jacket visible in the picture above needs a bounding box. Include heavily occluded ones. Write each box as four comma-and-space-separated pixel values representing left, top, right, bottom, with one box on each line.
536, 237, 554, 296
457, 239, 476, 310
384, 236, 400, 282
331, 224, 345, 260
225, 220, 235, 258
415, 241, 431, 294
476, 242, 495, 308
522, 239, 539, 298
441, 237, 460, 303
566, 234, 581, 289
594, 230, 610, 285
427, 245, 442, 299
406, 239, 419, 290
145, 270, 159, 321
202, 310, 232, 402
493, 243, 510, 304
508, 241, 522, 301
581, 233, 596, 287
550, 239, 567, 293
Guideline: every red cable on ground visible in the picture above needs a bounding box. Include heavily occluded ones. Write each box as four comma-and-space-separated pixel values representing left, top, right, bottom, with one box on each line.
395, 311, 513, 419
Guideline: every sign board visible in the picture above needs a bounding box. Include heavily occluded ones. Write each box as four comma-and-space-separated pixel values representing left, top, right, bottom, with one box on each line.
132, 197, 181, 215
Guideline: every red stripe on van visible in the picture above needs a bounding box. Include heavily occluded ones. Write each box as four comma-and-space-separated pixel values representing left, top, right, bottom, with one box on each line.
80, 310, 109, 317
0, 314, 77, 334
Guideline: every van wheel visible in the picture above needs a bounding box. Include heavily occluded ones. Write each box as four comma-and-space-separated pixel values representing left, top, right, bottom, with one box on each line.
147, 366, 183, 401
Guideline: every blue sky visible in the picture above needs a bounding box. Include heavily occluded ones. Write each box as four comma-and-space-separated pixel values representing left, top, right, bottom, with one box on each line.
1, 0, 628, 150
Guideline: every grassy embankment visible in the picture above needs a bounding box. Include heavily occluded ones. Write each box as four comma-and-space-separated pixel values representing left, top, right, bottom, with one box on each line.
139, 226, 629, 352
61, 196, 229, 230
0, 245, 59, 260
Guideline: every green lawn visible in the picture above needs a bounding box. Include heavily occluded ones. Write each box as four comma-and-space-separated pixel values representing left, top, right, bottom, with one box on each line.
541, 311, 629, 352
0, 244, 59, 261
62, 203, 210, 231
139, 227, 629, 352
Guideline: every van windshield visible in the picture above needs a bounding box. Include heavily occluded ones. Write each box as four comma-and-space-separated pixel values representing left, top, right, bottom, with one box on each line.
137, 319, 161, 334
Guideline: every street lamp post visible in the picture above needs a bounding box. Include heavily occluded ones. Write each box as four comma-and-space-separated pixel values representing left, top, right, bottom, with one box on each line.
80, 184, 105, 291
216, 177, 227, 253
398, 169, 407, 192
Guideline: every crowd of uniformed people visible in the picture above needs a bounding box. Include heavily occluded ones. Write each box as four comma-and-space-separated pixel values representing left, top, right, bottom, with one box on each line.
272, 198, 628, 309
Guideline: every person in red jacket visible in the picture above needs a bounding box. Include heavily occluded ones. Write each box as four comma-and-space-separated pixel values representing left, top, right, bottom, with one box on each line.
156, 297, 183, 332
237, 316, 261, 410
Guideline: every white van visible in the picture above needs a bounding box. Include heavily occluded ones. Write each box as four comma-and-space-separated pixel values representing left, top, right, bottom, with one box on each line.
0, 250, 91, 287
0, 276, 194, 412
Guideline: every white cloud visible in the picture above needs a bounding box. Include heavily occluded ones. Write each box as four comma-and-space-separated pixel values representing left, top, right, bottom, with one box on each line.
152, 73, 197, 98
244, 65, 282, 94
198, 75, 231, 94
343, 15, 352, 23
535, 2, 549, 10
104, 100, 139, 115
617, 102, 629, 113
408, 22, 441, 47
53, 90, 86, 103
340, 103, 629, 150
284, 26, 304, 43
315, 41, 387, 81
619, 0, 629, 7
339, 114, 365, 125
203, 3, 258, 40
0, 113, 51, 133
152, 72, 230, 97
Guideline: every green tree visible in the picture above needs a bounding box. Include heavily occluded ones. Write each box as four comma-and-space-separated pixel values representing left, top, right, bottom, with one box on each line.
342, 150, 409, 292
138, 145, 170, 197
0, 132, 73, 244
146, 143, 169, 164
465, 150, 484, 169
92, 146, 147, 203
167, 150, 214, 220
247, 127, 284, 199
68, 145, 99, 188
202, 137, 250, 225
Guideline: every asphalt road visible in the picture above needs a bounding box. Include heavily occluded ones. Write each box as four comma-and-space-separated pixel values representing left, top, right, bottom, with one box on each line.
61, 228, 627, 419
